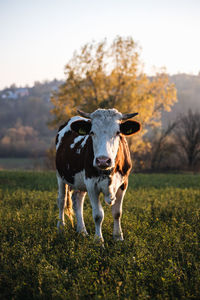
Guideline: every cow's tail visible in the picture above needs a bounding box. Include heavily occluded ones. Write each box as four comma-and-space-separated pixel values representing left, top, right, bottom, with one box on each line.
65, 185, 74, 227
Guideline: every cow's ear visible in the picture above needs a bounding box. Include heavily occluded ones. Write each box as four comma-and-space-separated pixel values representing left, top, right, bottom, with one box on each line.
71, 120, 91, 135
120, 120, 141, 136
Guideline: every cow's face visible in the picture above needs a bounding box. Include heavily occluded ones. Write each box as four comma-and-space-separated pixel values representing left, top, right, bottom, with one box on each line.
71, 109, 140, 170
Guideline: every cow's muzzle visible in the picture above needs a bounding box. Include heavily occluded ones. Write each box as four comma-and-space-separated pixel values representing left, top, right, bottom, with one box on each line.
96, 156, 112, 169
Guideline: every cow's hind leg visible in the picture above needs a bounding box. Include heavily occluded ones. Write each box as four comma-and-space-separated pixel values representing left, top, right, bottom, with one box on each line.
112, 184, 127, 241
57, 174, 67, 231
72, 191, 88, 235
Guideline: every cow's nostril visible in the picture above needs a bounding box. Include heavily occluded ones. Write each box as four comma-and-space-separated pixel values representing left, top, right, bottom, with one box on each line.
106, 158, 111, 165
96, 156, 111, 168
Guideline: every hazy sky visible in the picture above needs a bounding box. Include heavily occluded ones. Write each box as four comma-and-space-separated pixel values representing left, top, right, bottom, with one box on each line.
0, 0, 200, 89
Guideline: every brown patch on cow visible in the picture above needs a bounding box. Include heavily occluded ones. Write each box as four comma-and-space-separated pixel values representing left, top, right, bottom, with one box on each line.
115, 136, 132, 177
56, 129, 87, 185
112, 136, 132, 190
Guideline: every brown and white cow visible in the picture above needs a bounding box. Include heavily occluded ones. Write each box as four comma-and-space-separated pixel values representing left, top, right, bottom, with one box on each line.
56, 108, 140, 242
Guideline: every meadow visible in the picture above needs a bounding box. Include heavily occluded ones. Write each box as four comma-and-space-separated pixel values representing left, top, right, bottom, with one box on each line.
0, 171, 199, 299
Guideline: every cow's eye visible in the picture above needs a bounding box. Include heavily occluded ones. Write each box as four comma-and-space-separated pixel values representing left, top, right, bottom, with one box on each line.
116, 131, 120, 136
90, 131, 94, 136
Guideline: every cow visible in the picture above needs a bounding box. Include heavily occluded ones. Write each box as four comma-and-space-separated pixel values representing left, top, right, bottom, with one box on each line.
55, 108, 140, 242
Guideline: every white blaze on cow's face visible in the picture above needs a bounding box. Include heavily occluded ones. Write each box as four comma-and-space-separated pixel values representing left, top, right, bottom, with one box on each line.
90, 109, 122, 170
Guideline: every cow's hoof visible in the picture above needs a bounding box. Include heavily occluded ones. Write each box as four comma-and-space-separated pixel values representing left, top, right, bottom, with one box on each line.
77, 228, 88, 237
94, 235, 104, 247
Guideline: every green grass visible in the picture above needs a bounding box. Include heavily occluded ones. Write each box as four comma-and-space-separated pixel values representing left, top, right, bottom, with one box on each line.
0, 171, 199, 299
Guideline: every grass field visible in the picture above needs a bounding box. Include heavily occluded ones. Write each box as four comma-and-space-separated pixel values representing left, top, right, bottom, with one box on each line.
0, 171, 199, 299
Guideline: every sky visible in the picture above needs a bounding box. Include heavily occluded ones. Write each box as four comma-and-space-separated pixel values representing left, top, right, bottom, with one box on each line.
0, 0, 200, 89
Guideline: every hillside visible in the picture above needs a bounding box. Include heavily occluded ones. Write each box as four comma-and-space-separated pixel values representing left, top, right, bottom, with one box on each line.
0, 80, 63, 158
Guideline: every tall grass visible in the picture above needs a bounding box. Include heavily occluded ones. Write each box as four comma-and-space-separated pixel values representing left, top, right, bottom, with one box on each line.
0, 171, 199, 299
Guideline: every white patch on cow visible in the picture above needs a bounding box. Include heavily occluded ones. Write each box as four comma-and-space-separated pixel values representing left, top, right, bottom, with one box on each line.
70, 136, 84, 149
85, 175, 119, 206
80, 135, 89, 148
90, 109, 122, 169
56, 116, 88, 150
73, 170, 86, 191
71, 135, 89, 154
110, 172, 124, 195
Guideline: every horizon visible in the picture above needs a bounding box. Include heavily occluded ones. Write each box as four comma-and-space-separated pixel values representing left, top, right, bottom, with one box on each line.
1, 0, 200, 89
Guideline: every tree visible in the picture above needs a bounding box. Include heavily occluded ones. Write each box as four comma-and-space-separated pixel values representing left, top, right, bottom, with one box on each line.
150, 122, 177, 170
174, 110, 200, 170
50, 36, 177, 153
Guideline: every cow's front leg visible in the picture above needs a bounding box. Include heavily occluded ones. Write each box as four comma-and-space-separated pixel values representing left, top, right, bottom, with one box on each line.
87, 186, 104, 242
112, 185, 127, 241
57, 174, 67, 231
72, 190, 88, 235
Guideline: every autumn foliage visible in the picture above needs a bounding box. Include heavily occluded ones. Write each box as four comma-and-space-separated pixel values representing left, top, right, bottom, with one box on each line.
51, 36, 177, 153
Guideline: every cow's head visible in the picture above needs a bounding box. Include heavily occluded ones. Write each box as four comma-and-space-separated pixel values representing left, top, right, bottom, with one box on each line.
71, 109, 140, 170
